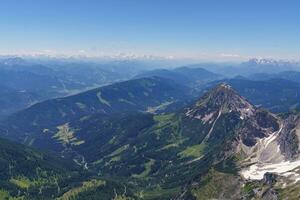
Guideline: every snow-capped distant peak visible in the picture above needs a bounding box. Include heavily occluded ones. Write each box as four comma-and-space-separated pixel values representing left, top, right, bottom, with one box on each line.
248, 58, 277, 65
245, 58, 300, 67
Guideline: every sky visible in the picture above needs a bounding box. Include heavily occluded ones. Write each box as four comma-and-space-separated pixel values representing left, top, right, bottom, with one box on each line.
0, 0, 300, 61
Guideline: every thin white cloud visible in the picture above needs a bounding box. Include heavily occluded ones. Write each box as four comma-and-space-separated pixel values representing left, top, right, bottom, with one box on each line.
220, 53, 242, 58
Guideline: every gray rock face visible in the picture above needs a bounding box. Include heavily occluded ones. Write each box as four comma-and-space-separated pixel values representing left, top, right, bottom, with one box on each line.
246, 174, 279, 200
263, 172, 278, 185
261, 188, 279, 200
186, 84, 281, 149
278, 115, 300, 160
260, 174, 279, 200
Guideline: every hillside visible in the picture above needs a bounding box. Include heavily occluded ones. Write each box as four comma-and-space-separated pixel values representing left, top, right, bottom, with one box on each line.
3, 83, 300, 199
0, 137, 79, 199
0, 77, 191, 149
0, 137, 141, 200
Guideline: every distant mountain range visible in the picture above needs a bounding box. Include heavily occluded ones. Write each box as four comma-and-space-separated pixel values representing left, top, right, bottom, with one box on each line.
0, 57, 142, 96
0, 57, 155, 118
195, 58, 300, 77
247, 70, 300, 83
135, 66, 223, 87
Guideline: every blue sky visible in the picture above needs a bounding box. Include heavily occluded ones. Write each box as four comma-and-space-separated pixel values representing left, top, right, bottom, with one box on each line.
0, 0, 300, 60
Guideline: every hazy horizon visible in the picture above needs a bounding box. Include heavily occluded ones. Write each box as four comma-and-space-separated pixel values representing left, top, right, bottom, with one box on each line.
1, 0, 300, 61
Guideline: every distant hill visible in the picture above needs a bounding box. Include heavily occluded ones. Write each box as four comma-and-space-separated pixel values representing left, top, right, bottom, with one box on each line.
248, 70, 300, 83
135, 66, 223, 87
0, 77, 191, 148
0, 68, 64, 98
0, 84, 39, 118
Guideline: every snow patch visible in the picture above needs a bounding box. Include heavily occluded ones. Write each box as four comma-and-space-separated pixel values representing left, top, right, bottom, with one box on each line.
240, 124, 300, 182
241, 160, 300, 182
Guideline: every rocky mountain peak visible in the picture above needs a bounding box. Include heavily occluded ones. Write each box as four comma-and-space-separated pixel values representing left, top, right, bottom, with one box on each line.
186, 83, 255, 121
205, 83, 242, 106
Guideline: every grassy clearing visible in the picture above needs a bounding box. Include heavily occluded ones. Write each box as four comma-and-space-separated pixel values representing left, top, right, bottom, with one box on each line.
107, 144, 130, 163
53, 123, 84, 146
191, 169, 242, 200
147, 101, 173, 113
154, 114, 175, 126
57, 179, 106, 200
75, 102, 86, 109
132, 159, 155, 178
178, 143, 206, 158
0, 190, 24, 200
138, 186, 180, 200
158, 138, 187, 151
109, 144, 130, 157
152, 114, 181, 141
0, 190, 10, 199
10, 176, 31, 189
96, 91, 111, 107
118, 98, 135, 105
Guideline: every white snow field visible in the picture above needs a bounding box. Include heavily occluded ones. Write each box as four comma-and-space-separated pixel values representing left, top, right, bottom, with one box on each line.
241, 123, 300, 182
241, 159, 300, 181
